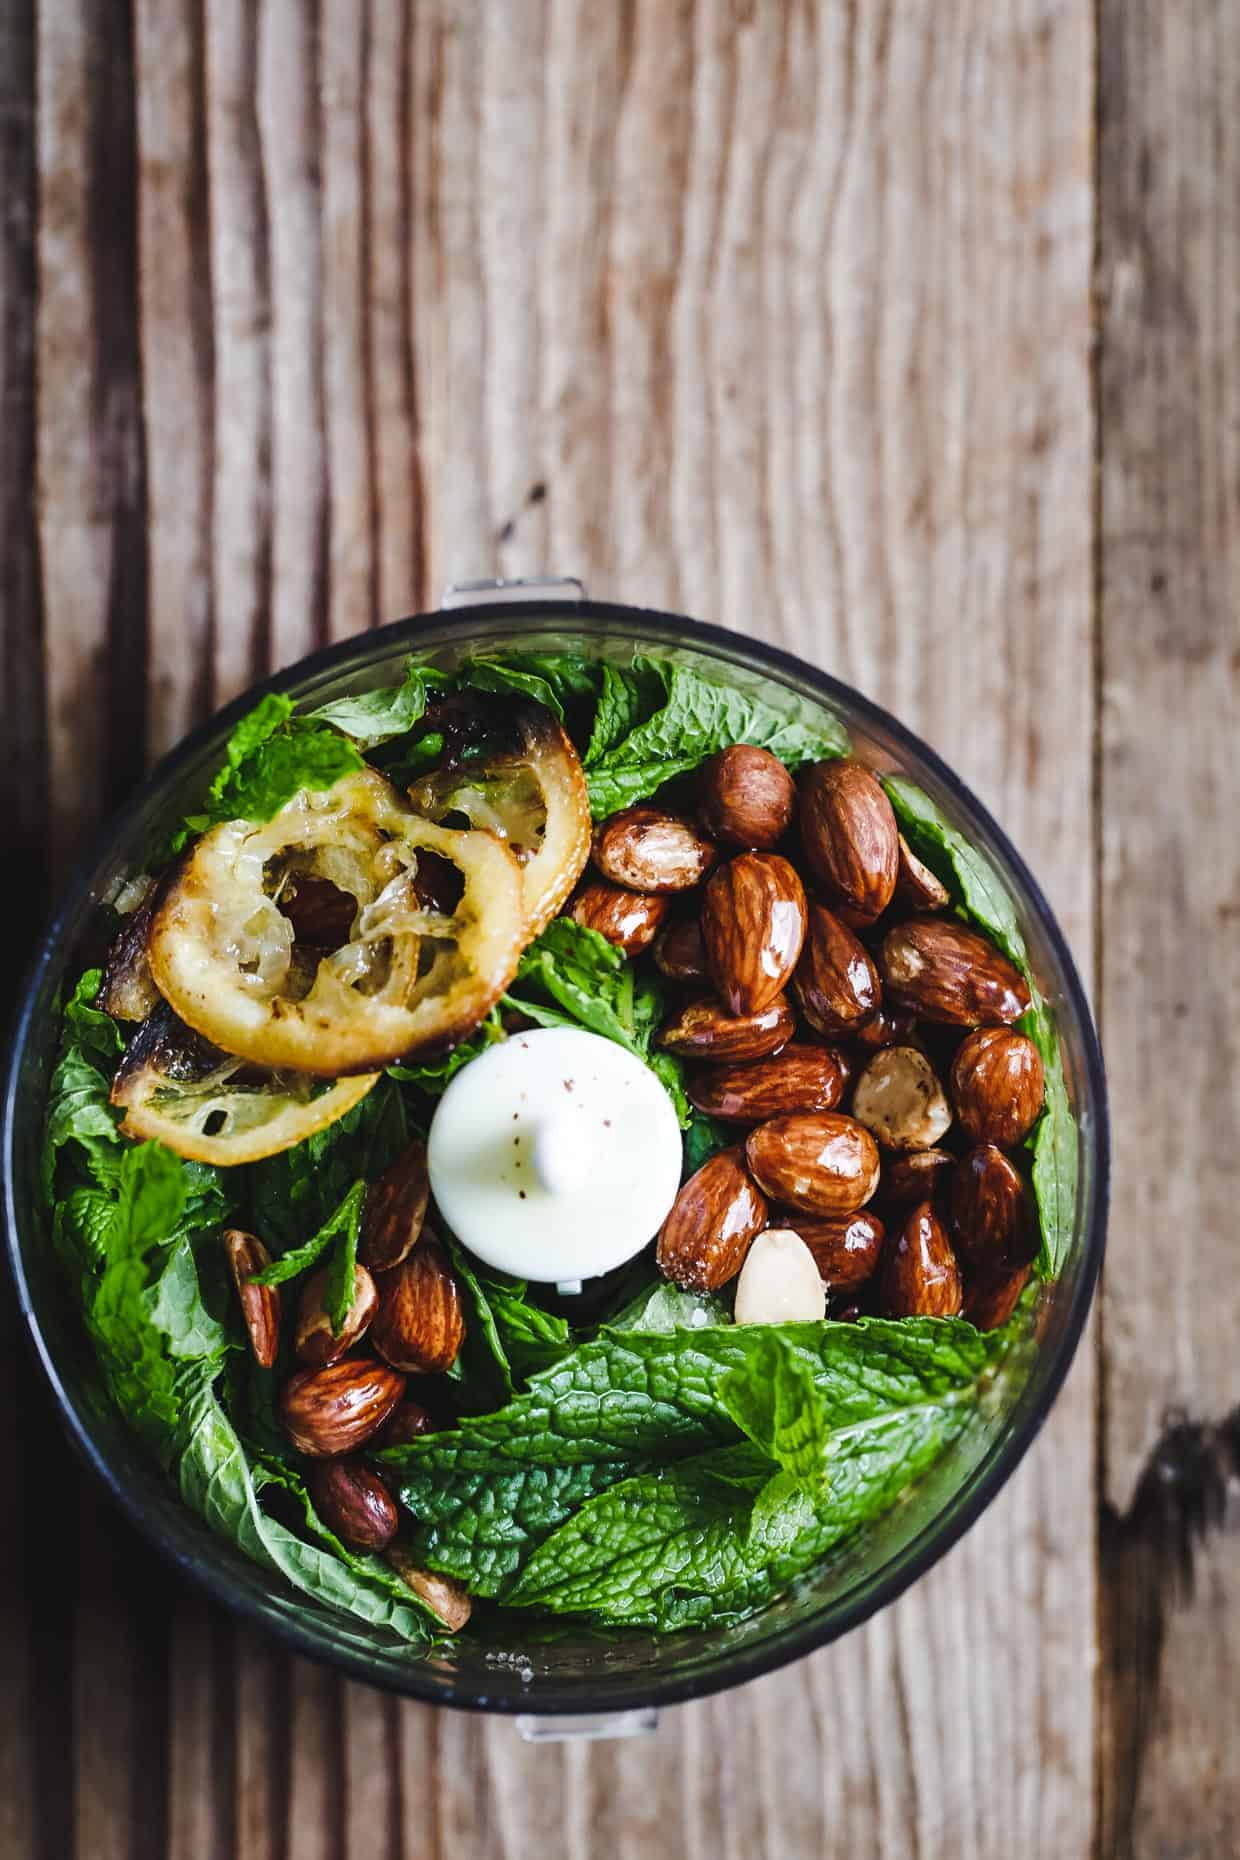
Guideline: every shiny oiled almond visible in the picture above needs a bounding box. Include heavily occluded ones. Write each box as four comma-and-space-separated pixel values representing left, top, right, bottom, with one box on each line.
307, 1459, 399, 1551
799, 759, 900, 924
879, 919, 1031, 1026
790, 1210, 885, 1289
295, 1262, 379, 1368
386, 1547, 473, 1631
656, 1148, 768, 1291
658, 993, 794, 1062
224, 1230, 281, 1370
950, 1026, 1045, 1147
879, 1147, 955, 1211
279, 1358, 406, 1459
369, 1239, 465, 1374
701, 853, 807, 1017
851, 1045, 953, 1152
687, 1044, 849, 1122
880, 1201, 963, 1317
745, 1113, 880, 1216
792, 903, 881, 1037
592, 807, 717, 893
652, 915, 709, 982
852, 1004, 919, 1051
569, 880, 671, 956
360, 1140, 430, 1273
894, 836, 951, 912
950, 1144, 1030, 1268
697, 745, 796, 850
374, 1399, 439, 1449
964, 1259, 1033, 1331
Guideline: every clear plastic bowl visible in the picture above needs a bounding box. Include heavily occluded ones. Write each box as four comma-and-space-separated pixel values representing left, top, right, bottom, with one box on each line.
3, 596, 1107, 1718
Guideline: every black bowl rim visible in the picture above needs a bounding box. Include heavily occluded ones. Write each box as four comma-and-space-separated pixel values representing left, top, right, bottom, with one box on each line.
3, 597, 1109, 1716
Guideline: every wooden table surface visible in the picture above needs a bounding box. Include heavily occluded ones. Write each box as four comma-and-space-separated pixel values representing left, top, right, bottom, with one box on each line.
2, 2, 1237, 1856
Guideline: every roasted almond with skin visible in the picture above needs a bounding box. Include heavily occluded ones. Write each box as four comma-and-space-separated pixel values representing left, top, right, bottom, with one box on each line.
369, 1238, 465, 1374
374, 1398, 439, 1449
697, 745, 796, 850
224, 1230, 281, 1370
569, 880, 671, 956
894, 835, 950, 912
701, 853, 807, 1016
851, 1045, 953, 1152
279, 1358, 406, 1459
658, 993, 794, 1062
879, 1146, 955, 1211
950, 1026, 1045, 1147
879, 919, 1031, 1026
591, 807, 717, 893
386, 1547, 473, 1631
852, 1004, 918, 1051
790, 1210, 885, 1289
880, 1201, 963, 1317
792, 903, 881, 1037
652, 915, 709, 982
964, 1259, 1033, 1331
950, 1144, 1030, 1268
307, 1459, 399, 1551
656, 1148, 768, 1291
745, 1113, 880, 1216
360, 1139, 430, 1273
687, 1044, 849, 1122
295, 1262, 379, 1368
799, 759, 900, 924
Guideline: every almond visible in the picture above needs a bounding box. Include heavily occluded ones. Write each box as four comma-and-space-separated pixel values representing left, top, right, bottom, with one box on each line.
652, 915, 709, 982
879, 1146, 955, 1211
687, 1044, 849, 1122
733, 1230, 827, 1324
279, 1358, 406, 1459
880, 1201, 963, 1317
878, 919, 1031, 1025
224, 1230, 281, 1370
792, 903, 881, 1037
569, 880, 671, 955
964, 1259, 1033, 1331
294, 1262, 380, 1368
790, 1210, 885, 1289
851, 1045, 953, 1152
745, 1113, 880, 1216
386, 1547, 473, 1631
697, 745, 796, 850
894, 835, 950, 912
701, 853, 807, 1016
307, 1459, 399, 1551
798, 759, 900, 924
360, 1140, 430, 1273
370, 1239, 465, 1374
950, 1026, 1045, 1147
658, 993, 794, 1062
592, 807, 717, 893
852, 1004, 918, 1051
950, 1144, 1030, 1268
655, 1147, 768, 1291
374, 1398, 439, 1449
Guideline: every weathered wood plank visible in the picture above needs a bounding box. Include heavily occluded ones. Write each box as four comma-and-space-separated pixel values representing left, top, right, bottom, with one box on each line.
1097, 0, 1240, 1851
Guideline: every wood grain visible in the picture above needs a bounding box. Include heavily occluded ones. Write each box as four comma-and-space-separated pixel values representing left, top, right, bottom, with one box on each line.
1097, 1, 1240, 1852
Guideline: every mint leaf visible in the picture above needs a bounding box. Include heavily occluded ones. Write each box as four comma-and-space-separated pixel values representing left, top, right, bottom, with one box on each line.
236, 1076, 406, 1253
388, 1008, 505, 1095
681, 1111, 731, 1179
882, 775, 1026, 969
719, 1333, 832, 1484
607, 1282, 732, 1335
485, 1284, 573, 1380
443, 1236, 514, 1411
250, 1181, 367, 1291
164, 694, 364, 852
585, 662, 848, 817
456, 653, 600, 724
308, 660, 444, 748
584, 659, 669, 766
1021, 996, 1078, 1278
42, 971, 124, 1196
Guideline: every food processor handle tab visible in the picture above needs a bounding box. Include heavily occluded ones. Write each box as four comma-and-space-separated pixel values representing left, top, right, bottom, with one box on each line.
440, 575, 587, 607
514, 1709, 659, 1744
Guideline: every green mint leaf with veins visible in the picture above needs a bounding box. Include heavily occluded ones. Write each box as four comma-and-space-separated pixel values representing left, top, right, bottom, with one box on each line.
454, 653, 601, 724
322, 1182, 365, 1334
42, 970, 125, 1197
442, 1235, 515, 1410
308, 659, 445, 748
584, 661, 849, 817
719, 1332, 832, 1485
584, 658, 670, 766
882, 775, 1078, 1279
680, 1110, 731, 1179
237, 1075, 406, 1253
606, 1281, 732, 1335
484, 1283, 573, 1380
250, 1180, 367, 1293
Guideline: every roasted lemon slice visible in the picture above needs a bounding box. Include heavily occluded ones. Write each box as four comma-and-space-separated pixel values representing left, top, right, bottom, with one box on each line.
111, 1003, 378, 1164
408, 703, 590, 935
147, 768, 527, 1075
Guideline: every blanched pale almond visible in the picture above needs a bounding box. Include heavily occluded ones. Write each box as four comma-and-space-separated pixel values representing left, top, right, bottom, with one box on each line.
658, 993, 794, 1062
950, 1026, 1045, 1147
792, 903, 881, 1037
745, 1113, 880, 1216
656, 1148, 768, 1291
880, 1201, 963, 1317
798, 759, 900, 924
701, 853, 807, 1016
697, 746, 796, 850
851, 1045, 953, 1152
569, 880, 671, 956
592, 807, 717, 893
733, 1230, 827, 1325
224, 1230, 281, 1370
879, 920, 1031, 1026
687, 1044, 849, 1122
